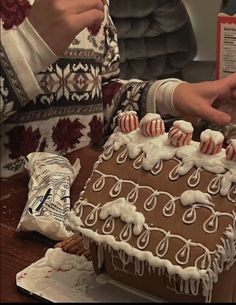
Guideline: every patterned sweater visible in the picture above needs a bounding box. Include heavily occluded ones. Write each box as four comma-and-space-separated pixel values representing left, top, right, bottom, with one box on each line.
0, 0, 182, 177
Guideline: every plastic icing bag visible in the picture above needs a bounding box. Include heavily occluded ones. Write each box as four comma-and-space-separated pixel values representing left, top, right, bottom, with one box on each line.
17, 152, 81, 241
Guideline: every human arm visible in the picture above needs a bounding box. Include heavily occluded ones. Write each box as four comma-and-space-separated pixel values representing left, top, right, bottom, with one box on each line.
101, 6, 236, 131
173, 73, 236, 125
100, 5, 185, 134
0, 0, 105, 122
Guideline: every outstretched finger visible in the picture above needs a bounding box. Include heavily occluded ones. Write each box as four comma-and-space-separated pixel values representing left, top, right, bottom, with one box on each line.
194, 102, 231, 125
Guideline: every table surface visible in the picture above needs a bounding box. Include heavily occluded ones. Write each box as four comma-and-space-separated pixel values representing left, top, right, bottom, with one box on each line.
0, 145, 102, 302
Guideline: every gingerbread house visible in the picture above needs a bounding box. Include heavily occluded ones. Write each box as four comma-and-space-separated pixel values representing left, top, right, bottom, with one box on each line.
66, 112, 236, 302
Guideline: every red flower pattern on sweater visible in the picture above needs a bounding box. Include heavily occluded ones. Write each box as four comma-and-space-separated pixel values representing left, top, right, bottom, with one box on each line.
0, 0, 31, 30
87, 23, 102, 36
102, 82, 123, 108
5, 125, 41, 159
52, 118, 85, 153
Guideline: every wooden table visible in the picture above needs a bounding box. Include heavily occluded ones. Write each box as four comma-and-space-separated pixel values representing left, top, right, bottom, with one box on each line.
0, 145, 102, 302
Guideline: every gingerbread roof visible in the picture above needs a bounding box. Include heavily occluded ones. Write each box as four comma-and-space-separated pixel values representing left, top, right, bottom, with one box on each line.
66, 114, 236, 302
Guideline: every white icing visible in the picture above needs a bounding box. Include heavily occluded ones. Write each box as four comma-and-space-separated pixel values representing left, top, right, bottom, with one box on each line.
104, 129, 236, 177
173, 120, 193, 133
180, 190, 213, 206
139, 113, 161, 124
66, 211, 208, 280
33, 248, 92, 272
200, 129, 224, 145
100, 197, 145, 235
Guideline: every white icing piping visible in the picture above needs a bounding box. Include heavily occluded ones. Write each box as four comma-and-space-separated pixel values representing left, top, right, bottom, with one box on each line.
103, 130, 236, 202
92, 170, 235, 229
66, 211, 236, 303
66, 211, 207, 280
70, 197, 234, 269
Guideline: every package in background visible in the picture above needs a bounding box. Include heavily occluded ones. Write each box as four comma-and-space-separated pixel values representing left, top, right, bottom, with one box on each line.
216, 12, 236, 79
17, 152, 81, 241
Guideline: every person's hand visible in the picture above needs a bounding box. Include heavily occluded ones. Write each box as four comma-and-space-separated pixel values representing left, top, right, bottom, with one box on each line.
173, 73, 236, 125
28, 0, 105, 55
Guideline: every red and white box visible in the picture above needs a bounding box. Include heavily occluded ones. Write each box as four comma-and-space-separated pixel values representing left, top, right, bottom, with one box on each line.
216, 13, 236, 79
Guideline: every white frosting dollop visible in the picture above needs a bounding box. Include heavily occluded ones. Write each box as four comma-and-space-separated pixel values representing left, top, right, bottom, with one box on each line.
140, 113, 161, 124
200, 129, 224, 145
180, 190, 213, 206
100, 197, 145, 235
34, 248, 93, 271
173, 120, 193, 133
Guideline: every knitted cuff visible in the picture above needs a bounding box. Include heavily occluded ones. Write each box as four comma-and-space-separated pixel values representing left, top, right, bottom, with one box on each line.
146, 79, 185, 118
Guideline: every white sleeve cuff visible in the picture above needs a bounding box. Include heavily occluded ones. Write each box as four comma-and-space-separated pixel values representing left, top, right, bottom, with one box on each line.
146, 78, 185, 118
2, 27, 43, 101
1, 17, 59, 102
17, 18, 58, 74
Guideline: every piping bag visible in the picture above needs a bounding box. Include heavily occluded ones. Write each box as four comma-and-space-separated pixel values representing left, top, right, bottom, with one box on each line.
17, 152, 81, 241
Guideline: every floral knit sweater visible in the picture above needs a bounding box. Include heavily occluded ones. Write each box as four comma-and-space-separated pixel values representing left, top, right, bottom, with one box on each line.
0, 0, 182, 177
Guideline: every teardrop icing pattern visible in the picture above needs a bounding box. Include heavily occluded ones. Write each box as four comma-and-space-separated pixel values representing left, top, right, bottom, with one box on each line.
163, 198, 176, 217
103, 145, 114, 160
93, 174, 105, 192
133, 153, 145, 170
109, 180, 122, 197
151, 160, 163, 175
85, 206, 99, 227
203, 213, 219, 233
169, 163, 182, 181
155, 233, 170, 257
208, 175, 222, 195
117, 147, 129, 164
119, 223, 133, 242
137, 229, 150, 250
175, 240, 191, 265
195, 251, 212, 270
182, 206, 197, 224
144, 193, 158, 211
102, 216, 115, 234
188, 168, 203, 188
126, 186, 139, 204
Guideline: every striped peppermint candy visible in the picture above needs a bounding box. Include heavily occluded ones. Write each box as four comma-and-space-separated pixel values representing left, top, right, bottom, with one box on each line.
200, 129, 224, 155
117, 111, 139, 133
140, 113, 165, 137
168, 120, 193, 147
225, 139, 236, 161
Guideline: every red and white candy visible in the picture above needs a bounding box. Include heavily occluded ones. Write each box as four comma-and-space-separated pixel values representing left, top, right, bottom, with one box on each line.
117, 111, 139, 133
140, 113, 165, 137
168, 120, 193, 147
225, 139, 236, 161
200, 129, 224, 155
